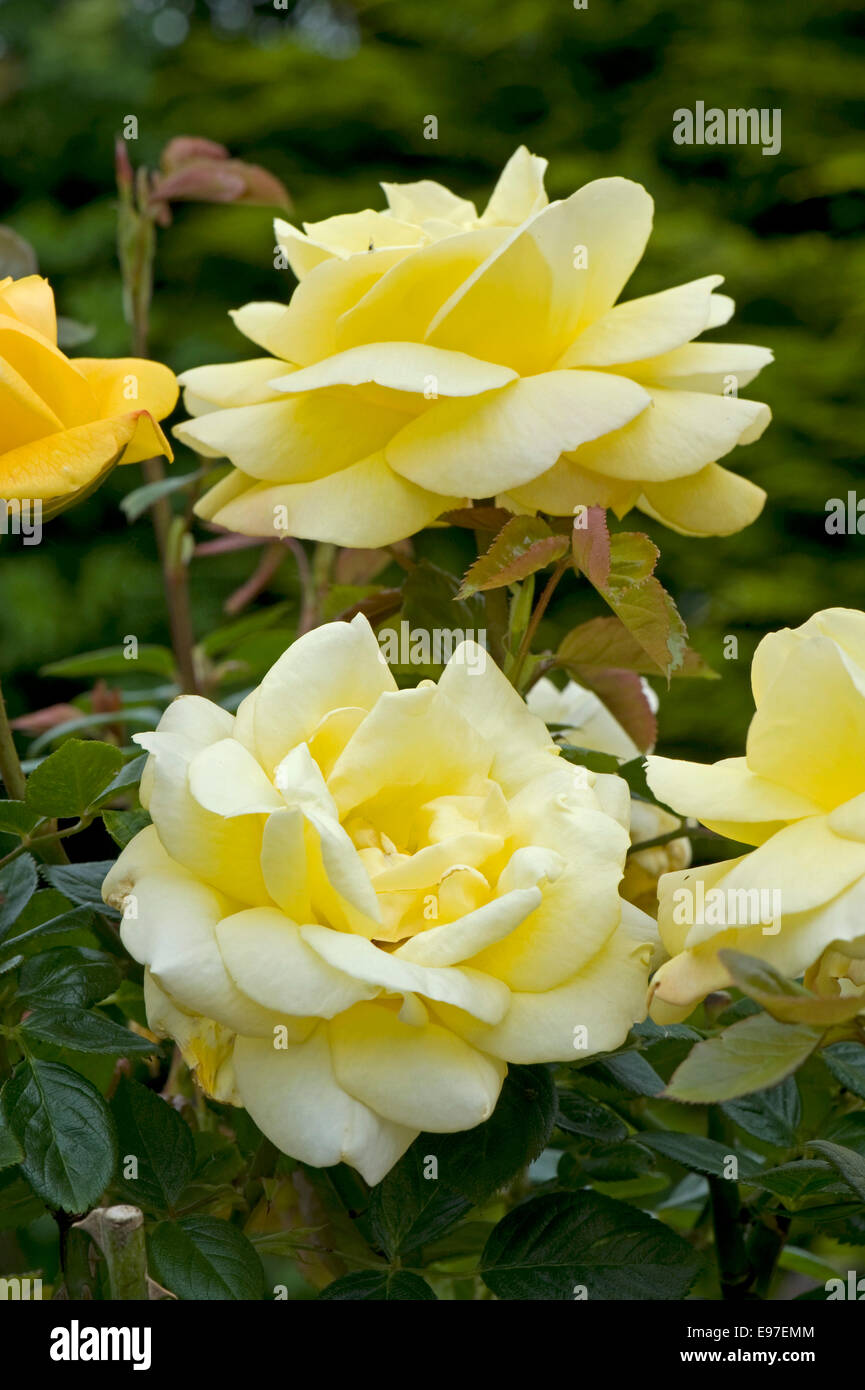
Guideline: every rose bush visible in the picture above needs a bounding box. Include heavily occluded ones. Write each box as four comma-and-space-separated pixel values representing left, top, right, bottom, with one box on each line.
103, 616, 656, 1183
175, 147, 772, 547
0, 274, 177, 515
646, 607, 865, 1019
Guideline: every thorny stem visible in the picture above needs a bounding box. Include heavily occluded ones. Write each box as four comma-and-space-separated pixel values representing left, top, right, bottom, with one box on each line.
117, 153, 198, 694
510, 554, 571, 690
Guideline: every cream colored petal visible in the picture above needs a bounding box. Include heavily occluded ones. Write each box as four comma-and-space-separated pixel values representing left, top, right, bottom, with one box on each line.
216, 908, 377, 1017
747, 632, 865, 808
233, 1026, 416, 1183
394, 887, 542, 967
252, 614, 394, 772
559, 276, 723, 368
176, 390, 412, 483
210, 451, 458, 547
329, 1002, 506, 1131
646, 754, 823, 841
119, 866, 280, 1036
269, 341, 517, 397
637, 462, 766, 537
386, 369, 650, 501
479, 145, 549, 226
446, 915, 653, 1063
630, 341, 774, 393
302, 923, 510, 1024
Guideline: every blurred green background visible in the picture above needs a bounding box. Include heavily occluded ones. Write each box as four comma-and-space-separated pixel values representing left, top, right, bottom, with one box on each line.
0, 0, 863, 759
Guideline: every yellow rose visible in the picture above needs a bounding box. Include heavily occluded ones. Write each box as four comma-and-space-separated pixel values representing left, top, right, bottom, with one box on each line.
527, 675, 690, 916
176, 147, 771, 548
0, 275, 177, 516
103, 617, 655, 1183
646, 608, 865, 1020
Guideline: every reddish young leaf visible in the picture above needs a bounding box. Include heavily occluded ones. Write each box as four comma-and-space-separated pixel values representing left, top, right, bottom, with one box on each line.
458, 518, 568, 598
571, 505, 611, 588
561, 663, 658, 752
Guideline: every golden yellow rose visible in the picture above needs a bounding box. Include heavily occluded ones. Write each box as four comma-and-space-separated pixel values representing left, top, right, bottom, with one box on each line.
1, 275, 177, 515
103, 617, 655, 1183
176, 147, 771, 547
646, 608, 865, 1020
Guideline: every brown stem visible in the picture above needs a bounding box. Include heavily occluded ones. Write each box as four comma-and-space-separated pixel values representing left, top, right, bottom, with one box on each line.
510, 554, 571, 690
118, 163, 198, 694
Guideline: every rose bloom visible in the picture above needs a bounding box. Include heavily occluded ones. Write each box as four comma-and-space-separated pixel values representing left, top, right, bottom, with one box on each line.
527, 676, 690, 916
176, 146, 771, 548
1, 275, 177, 514
103, 617, 655, 1182
646, 608, 865, 1021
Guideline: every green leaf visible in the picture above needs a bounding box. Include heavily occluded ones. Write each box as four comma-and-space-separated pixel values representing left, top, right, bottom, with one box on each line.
111, 1077, 196, 1212
3, 1059, 116, 1212
20, 1006, 156, 1055
805, 1140, 865, 1201
638, 1131, 762, 1179
0, 801, 42, 837
558, 616, 717, 679
720, 949, 865, 1025
40, 861, 117, 914
0, 906, 95, 958
457, 517, 568, 597
319, 1270, 437, 1301
0, 1172, 45, 1228
578, 1140, 655, 1182
0, 854, 39, 941
148, 1216, 265, 1300
400, 561, 486, 650
749, 1159, 846, 1206
91, 753, 148, 807
590, 1050, 665, 1097
42, 646, 176, 680
555, 1090, 628, 1143
427, 1065, 557, 1206
25, 740, 125, 818
18, 947, 121, 1008
822, 1042, 865, 1100
665, 1015, 824, 1104
102, 808, 151, 848
721, 1078, 801, 1147
368, 1145, 472, 1259
120, 470, 204, 524
0, 1109, 24, 1170
481, 1190, 702, 1300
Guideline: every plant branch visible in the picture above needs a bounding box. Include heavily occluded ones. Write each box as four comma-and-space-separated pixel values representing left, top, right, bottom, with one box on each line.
510, 554, 571, 689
